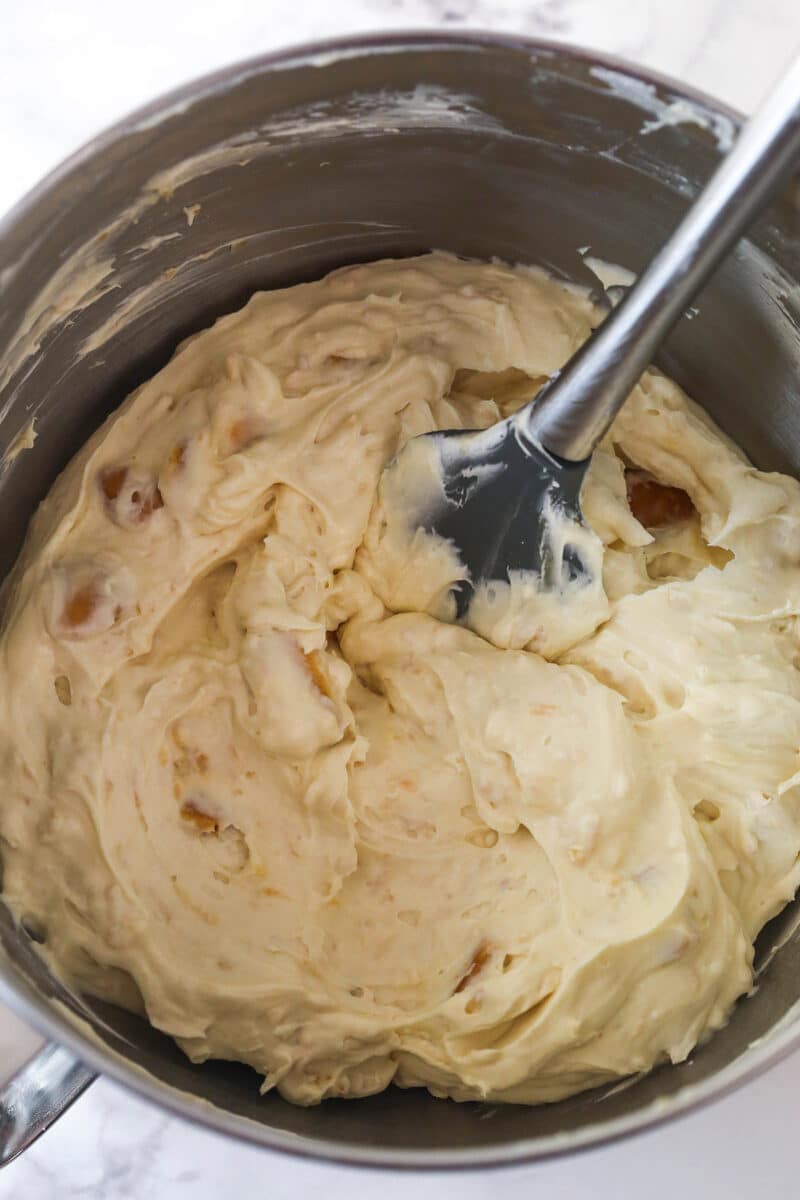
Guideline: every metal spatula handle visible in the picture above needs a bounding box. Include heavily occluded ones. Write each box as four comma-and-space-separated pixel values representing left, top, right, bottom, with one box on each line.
521, 54, 800, 463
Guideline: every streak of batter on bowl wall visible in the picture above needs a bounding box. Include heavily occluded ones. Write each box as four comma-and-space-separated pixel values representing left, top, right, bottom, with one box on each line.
1, 252, 799, 1106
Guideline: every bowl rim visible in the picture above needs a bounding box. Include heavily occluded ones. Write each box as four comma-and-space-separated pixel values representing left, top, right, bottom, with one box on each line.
0, 27, 745, 250
3, 26, 799, 1173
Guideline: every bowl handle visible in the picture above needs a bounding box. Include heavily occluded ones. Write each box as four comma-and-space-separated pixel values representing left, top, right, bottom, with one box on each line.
0, 1040, 95, 1166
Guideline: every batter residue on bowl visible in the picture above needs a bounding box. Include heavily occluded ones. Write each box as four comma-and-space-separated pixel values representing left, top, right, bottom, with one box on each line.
2, 253, 800, 1104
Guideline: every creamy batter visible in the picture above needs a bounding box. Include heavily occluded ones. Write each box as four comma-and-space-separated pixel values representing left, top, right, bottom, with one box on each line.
2, 253, 800, 1106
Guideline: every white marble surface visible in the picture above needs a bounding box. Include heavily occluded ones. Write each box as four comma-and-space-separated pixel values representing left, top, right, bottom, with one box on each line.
1, 0, 800, 1195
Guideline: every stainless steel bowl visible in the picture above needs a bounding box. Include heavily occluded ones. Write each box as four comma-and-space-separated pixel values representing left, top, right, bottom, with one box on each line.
1, 31, 800, 1170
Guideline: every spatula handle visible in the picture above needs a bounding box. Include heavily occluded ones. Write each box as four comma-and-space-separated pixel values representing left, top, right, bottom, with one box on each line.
520, 54, 800, 463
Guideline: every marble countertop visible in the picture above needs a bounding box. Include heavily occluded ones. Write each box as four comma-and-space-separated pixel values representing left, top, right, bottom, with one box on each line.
2, 0, 799, 1195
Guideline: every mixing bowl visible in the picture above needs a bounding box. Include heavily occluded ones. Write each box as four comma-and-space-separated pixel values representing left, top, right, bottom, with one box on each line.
1, 31, 799, 1170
